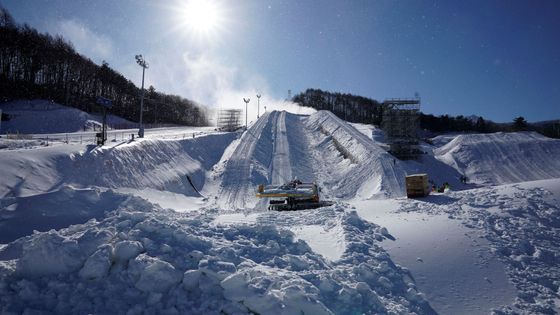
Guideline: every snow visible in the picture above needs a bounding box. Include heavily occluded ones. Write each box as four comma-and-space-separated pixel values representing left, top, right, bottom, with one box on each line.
289, 223, 346, 261
352, 199, 517, 314
0, 100, 135, 134
307, 111, 406, 199
1, 104, 560, 314
434, 132, 560, 185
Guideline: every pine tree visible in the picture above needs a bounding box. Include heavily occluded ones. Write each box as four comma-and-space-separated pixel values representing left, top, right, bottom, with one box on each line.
512, 116, 528, 131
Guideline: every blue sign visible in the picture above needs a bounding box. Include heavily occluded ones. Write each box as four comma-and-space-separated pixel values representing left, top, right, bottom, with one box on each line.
97, 96, 113, 108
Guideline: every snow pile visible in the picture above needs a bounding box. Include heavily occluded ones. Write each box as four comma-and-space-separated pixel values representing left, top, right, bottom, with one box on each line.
398, 179, 560, 314
0, 100, 134, 134
66, 134, 236, 195
306, 111, 406, 199
0, 134, 236, 199
0, 187, 127, 243
0, 144, 78, 198
435, 132, 560, 186
0, 189, 434, 314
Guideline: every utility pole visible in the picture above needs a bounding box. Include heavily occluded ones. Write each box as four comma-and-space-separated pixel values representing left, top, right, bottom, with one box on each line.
243, 98, 250, 130
135, 54, 149, 138
256, 94, 261, 119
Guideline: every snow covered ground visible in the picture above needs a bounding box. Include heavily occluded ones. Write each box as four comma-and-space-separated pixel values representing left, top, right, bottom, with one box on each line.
0, 100, 136, 134
1, 107, 559, 314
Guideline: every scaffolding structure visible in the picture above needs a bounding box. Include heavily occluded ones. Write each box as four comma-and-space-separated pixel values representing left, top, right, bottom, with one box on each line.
381, 98, 421, 160
217, 109, 242, 131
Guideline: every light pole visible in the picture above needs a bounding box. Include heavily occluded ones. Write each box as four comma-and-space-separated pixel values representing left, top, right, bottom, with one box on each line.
243, 98, 250, 130
135, 54, 149, 138
256, 94, 261, 119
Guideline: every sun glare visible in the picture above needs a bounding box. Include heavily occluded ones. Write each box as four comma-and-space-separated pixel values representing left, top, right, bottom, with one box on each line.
178, 0, 224, 38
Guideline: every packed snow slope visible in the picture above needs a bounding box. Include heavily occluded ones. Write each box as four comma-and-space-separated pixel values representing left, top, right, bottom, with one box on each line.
0, 100, 135, 134
306, 111, 406, 199
210, 110, 406, 209
0, 134, 237, 199
435, 132, 560, 185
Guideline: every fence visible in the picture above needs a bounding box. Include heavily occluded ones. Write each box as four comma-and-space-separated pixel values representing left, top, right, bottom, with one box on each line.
1, 129, 221, 146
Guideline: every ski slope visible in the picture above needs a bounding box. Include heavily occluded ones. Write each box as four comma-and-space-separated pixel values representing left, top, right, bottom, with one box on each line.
1, 108, 560, 314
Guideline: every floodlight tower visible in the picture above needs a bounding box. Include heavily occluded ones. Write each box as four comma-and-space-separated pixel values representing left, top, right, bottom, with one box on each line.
256, 94, 261, 119
135, 54, 149, 138
243, 98, 250, 130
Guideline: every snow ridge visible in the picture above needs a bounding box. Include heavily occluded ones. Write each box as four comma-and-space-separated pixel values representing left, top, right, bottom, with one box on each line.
306, 111, 406, 199
435, 132, 560, 186
217, 111, 275, 209
0, 134, 236, 198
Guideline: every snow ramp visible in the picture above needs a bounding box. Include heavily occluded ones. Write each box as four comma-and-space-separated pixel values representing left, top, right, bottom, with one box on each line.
435, 132, 560, 185
215, 111, 318, 209
306, 111, 406, 199
217, 112, 275, 209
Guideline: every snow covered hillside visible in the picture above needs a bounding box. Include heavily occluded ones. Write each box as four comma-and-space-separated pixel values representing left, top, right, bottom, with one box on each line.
435, 132, 560, 185
1, 109, 559, 314
0, 100, 135, 134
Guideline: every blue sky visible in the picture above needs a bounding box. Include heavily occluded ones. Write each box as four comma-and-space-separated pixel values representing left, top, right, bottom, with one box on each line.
2, 0, 560, 122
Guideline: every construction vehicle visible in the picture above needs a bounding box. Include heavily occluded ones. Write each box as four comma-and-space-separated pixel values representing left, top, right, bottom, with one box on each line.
256, 179, 332, 211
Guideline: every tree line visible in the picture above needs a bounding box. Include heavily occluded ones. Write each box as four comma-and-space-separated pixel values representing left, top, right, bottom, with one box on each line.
292, 88, 383, 125
0, 6, 208, 127
292, 89, 560, 138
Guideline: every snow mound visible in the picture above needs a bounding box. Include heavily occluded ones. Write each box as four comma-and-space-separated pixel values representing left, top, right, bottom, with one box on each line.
0, 193, 434, 314
435, 132, 560, 185
0, 133, 236, 198
306, 111, 406, 199
0, 100, 134, 134
0, 186, 127, 243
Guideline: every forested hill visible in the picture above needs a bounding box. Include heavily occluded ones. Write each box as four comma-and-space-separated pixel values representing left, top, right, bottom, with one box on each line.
293, 88, 383, 125
0, 6, 208, 126
292, 88, 560, 138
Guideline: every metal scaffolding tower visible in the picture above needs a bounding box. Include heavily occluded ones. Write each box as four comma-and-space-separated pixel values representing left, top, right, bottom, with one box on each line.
217, 109, 242, 131
381, 98, 421, 160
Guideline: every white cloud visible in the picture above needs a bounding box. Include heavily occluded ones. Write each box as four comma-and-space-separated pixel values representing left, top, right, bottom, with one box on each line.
51, 19, 113, 62
144, 51, 314, 125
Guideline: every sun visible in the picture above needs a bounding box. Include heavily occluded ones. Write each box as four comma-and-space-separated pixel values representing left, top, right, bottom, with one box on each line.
177, 0, 224, 38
